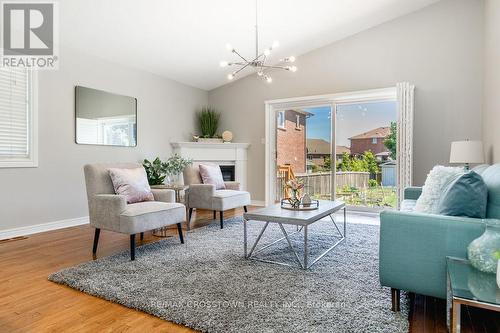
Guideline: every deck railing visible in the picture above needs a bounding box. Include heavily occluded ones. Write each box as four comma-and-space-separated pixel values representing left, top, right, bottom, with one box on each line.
276, 171, 370, 200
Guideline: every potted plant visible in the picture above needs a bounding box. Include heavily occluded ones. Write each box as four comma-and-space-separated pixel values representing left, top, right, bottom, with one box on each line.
286, 179, 304, 208
197, 106, 222, 143
143, 157, 168, 185
164, 154, 193, 185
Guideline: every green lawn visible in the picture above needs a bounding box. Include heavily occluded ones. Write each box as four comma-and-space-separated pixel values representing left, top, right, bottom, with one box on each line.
335, 186, 397, 208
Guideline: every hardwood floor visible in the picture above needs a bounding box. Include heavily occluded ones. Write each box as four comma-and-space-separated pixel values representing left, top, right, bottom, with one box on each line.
0, 207, 498, 332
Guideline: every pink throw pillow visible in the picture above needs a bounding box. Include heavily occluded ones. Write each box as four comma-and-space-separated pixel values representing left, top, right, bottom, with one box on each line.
108, 167, 154, 204
199, 164, 226, 190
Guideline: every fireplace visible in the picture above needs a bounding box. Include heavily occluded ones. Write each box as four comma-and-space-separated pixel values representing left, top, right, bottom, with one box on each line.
219, 165, 235, 181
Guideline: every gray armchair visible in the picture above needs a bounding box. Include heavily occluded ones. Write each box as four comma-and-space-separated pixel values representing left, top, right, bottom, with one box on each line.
183, 165, 251, 229
84, 163, 186, 260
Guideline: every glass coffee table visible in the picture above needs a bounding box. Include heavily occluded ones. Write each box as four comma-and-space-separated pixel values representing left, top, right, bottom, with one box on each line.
446, 257, 500, 333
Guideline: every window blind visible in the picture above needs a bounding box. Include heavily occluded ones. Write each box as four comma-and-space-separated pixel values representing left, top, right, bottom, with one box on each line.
0, 67, 29, 158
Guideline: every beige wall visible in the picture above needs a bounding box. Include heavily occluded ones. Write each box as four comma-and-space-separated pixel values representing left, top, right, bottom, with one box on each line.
208, 0, 484, 202
0, 46, 207, 232
483, 0, 500, 163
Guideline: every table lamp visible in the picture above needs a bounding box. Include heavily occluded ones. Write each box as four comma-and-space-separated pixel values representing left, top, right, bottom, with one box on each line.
449, 140, 484, 170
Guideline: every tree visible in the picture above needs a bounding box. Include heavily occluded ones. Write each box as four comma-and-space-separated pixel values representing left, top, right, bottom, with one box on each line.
384, 122, 397, 160
323, 156, 332, 171
337, 152, 351, 171
363, 150, 380, 174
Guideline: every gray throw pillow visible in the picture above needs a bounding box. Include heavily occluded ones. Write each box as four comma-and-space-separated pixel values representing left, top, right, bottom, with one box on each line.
437, 171, 488, 218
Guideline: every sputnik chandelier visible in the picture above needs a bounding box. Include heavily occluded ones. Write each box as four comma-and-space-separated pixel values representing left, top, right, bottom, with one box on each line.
219, 0, 297, 83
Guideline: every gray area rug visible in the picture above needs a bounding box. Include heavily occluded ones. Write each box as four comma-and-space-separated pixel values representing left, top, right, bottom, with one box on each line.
49, 216, 409, 333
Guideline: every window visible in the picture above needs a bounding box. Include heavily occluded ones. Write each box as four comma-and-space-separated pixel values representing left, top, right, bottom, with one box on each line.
295, 115, 301, 129
372, 138, 377, 144
0, 67, 37, 168
277, 110, 285, 129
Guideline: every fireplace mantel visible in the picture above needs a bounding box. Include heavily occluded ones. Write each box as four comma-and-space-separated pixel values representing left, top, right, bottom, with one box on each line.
170, 142, 250, 190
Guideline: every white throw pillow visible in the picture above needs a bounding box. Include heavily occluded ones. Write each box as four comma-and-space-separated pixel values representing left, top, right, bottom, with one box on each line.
414, 165, 463, 214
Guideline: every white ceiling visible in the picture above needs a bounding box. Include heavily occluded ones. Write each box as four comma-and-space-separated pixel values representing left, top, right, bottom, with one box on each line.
60, 0, 440, 91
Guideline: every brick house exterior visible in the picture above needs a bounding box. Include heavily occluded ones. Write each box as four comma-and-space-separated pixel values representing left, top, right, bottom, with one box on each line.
349, 127, 391, 156
306, 138, 351, 166
276, 110, 310, 173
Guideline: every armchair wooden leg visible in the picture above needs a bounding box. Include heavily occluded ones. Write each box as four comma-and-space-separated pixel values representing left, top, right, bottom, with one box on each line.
92, 228, 100, 254
391, 288, 400, 312
213, 210, 216, 219
140, 232, 144, 241
130, 234, 136, 261
177, 223, 184, 244
220, 211, 224, 229
243, 206, 248, 213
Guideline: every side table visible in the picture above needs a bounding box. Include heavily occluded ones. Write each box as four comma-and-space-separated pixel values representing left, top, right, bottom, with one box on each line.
151, 184, 188, 237
446, 256, 500, 333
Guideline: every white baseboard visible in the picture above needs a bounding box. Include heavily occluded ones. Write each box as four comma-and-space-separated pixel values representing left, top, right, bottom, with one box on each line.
0, 216, 89, 240
251, 200, 266, 206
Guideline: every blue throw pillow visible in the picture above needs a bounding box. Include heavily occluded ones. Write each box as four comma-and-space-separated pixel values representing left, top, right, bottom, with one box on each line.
437, 171, 488, 218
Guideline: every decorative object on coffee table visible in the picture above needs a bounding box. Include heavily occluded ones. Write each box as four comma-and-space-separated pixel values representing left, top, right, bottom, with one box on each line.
285, 179, 304, 209
467, 219, 500, 273
164, 153, 192, 185
280, 198, 319, 211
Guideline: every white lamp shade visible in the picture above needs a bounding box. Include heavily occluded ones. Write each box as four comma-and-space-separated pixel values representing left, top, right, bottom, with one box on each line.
449, 140, 484, 164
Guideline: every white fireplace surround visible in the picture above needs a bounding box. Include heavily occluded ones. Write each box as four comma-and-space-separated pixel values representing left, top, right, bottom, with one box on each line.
171, 142, 250, 191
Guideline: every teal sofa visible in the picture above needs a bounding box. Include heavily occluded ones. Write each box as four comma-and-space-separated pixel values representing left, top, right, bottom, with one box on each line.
379, 164, 500, 311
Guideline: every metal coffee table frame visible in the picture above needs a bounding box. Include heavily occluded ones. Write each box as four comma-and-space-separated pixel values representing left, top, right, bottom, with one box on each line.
243, 201, 346, 270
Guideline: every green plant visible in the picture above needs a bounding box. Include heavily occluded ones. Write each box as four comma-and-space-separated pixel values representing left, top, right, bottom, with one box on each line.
164, 154, 192, 175
143, 157, 167, 185
198, 106, 220, 138
368, 179, 378, 187
384, 122, 397, 160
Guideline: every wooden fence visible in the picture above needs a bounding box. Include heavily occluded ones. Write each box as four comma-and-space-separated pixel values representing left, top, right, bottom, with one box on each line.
276, 171, 370, 200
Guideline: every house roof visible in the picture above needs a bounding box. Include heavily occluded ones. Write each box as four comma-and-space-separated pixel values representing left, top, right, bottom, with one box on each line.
306, 139, 350, 155
349, 127, 391, 140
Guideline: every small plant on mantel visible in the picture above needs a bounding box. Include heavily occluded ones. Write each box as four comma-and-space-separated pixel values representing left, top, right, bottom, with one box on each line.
198, 106, 220, 138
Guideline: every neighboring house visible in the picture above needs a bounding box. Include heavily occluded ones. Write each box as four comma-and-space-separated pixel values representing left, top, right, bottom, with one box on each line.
349, 126, 391, 159
276, 109, 311, 173
306, 138, 351, 166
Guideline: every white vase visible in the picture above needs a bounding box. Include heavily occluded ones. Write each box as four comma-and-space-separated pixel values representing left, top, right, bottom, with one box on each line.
497, 260, 500, 289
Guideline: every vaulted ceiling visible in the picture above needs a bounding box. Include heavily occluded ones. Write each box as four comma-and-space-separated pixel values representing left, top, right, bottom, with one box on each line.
61, 0, 440, 90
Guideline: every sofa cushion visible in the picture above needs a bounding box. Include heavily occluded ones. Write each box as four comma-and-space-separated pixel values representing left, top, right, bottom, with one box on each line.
414, 165, 463, 214
479, 164, 500, 219
400, 199, 417, 212
199, 164, 226, 190
119, 202, 185, 234
437, 171, 488, 218
212, 190, 251, 211
108, 167, 154, 204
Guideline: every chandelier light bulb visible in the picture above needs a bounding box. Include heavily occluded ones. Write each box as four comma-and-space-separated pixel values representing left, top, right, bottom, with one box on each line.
272, 40, 280, 48
288, 56, 296, 63
265, 75, 272, 83
263, 48, 271, 56
226, 43, 233, 51
220, 61, 228, 67
289, 66, 297, 72
227, 73, 234, 80
257, 71, 264, 76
